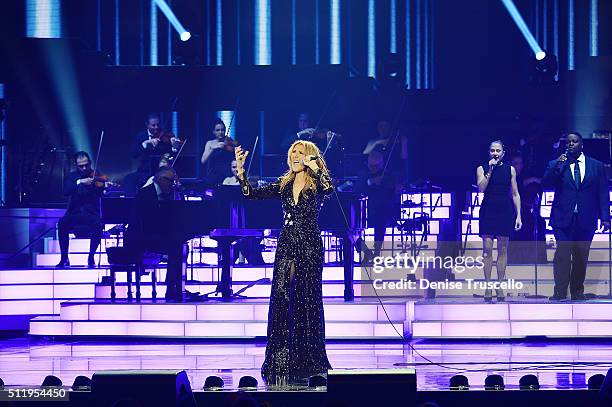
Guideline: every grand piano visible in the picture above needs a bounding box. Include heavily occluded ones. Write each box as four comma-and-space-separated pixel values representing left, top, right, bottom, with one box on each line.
101, 185, 365, 302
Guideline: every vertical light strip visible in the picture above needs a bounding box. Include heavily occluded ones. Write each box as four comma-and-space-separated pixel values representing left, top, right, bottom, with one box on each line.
26, 0, 61, 38
236, 0, 241, 65
205, 0, 211, 65
216, 0, 222, 65
568, 0, 574, 70
542, 0, 547, 49
589, 0, 598, 56
535, 0, 540, 43
415, 0, 421, 89
553, 0, 559, 80
315, 0, 320, 64
390, 0, 397, 53
171, 111, 178, 136
259, 111, 265, 170
423, 0, 429, 89
330, 0, 341, 64
430, 0, 434, 89
96, 0, 102, 51
291, 0, 297, 64
0, 84, 5, 206
167, 0, 172, 65
115, 0, 120, 65
217, 111, 235, 139
405, 0, 411, 89
367, 0, 376, 78
254, 0, 271, 65
150, 0, 158, 66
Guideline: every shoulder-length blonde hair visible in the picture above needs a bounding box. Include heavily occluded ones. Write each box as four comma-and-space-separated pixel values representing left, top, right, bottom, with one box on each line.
279, 140, 331, 195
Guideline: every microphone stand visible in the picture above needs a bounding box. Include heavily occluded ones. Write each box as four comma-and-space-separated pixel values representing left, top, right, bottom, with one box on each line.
526, 191, 546, 299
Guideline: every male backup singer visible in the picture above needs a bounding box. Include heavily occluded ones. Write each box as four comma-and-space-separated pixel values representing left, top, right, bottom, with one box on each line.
542, 133, 610, 301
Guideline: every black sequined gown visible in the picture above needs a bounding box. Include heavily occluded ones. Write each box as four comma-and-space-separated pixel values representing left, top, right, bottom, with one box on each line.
239, 171, 334, 384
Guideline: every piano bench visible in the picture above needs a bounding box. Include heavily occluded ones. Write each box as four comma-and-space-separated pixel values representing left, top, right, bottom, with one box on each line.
106, 247, 162, 302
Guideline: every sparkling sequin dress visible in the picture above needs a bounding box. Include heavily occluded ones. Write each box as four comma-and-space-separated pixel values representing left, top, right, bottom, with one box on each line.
239, 171, 334, 384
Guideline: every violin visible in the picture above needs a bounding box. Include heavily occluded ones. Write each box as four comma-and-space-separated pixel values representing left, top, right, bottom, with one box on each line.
222, 136, 239, 152
154, 129, 183, 146
84, 169, 120, 189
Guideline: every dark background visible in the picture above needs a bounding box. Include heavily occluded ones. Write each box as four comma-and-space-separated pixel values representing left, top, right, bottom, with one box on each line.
0, 0, 611, 205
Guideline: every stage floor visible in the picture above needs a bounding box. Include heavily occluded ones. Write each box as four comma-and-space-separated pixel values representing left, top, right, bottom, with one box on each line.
0, 336, 611, 391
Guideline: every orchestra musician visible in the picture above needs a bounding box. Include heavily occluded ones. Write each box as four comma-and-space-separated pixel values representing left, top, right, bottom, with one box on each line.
132, 113, 182, 172
56, 151, 110, 268
201, 118, 238, 186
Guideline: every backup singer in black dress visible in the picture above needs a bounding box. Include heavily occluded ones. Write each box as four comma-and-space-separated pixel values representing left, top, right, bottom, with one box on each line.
476, 141, 522, 301
235, 140, 333, 385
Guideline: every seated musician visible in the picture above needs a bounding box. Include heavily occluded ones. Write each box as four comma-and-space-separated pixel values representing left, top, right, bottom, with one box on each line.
355, 150, 401, 258
56, 151, 108, 268
126, 166, 184, 301
222, 160, 241, 186
132, 113, 182, 172
363, 118, 408, 182
201, 118, 237, 186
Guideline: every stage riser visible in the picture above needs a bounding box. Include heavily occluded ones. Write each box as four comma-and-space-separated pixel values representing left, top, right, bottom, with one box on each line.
29, 319, 407, 339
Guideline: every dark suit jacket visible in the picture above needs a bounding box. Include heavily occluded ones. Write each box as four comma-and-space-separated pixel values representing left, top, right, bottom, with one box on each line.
542, 155, 610, 232
63, 171, 103, 217
132, 131, 174, 171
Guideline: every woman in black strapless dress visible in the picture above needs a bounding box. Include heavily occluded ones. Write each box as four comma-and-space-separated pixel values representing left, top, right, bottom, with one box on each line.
476, 141, 522, 301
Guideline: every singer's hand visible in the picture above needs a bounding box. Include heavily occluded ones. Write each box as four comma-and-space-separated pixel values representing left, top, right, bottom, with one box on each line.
488, 158, 498, 168
234, 146, 249, 176
514, 217, 522, 231
303, 155, 319, 172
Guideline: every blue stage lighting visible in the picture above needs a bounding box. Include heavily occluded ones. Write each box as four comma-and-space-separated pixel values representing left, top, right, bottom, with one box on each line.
217, 111, 235, 139
535, 51, 546, 60
153, 0, 191, 42
26, 0, 61, 38
367, 0, 376, 78
330, 0, 341, 64
255, 0, 272, 65
500, 0, 545, 59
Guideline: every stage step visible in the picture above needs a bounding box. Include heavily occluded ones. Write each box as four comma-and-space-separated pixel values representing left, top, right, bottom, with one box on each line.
411, 301, 612, 338
29, 301, 409, 339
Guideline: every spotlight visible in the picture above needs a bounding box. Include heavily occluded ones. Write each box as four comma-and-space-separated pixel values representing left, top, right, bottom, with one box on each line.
41, 375, 62, 387
484, 374, 505, 390
588, 374, 605, 390
238, 376, 258, 389
535, 51, 546, 61
449, 375, 469, 390
72, 375, 92, 391
308, 375, 327, 388
532, 51, 558, 84
180, 31, 191, 42
519, 374, 540, 390
203, 376, 224, 390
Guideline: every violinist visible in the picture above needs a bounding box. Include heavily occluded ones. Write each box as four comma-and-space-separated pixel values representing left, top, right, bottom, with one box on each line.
132, 113, 182, 172
56, 151, 107, 268
201, 118, 238, 186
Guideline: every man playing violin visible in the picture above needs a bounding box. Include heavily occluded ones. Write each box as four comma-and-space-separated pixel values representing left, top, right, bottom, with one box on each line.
56, 151, 108, 268
132, 113, 182, 172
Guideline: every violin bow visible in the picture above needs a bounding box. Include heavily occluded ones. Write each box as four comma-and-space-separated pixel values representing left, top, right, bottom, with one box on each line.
92, 129, 105, 176
171, 138, 187, 168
